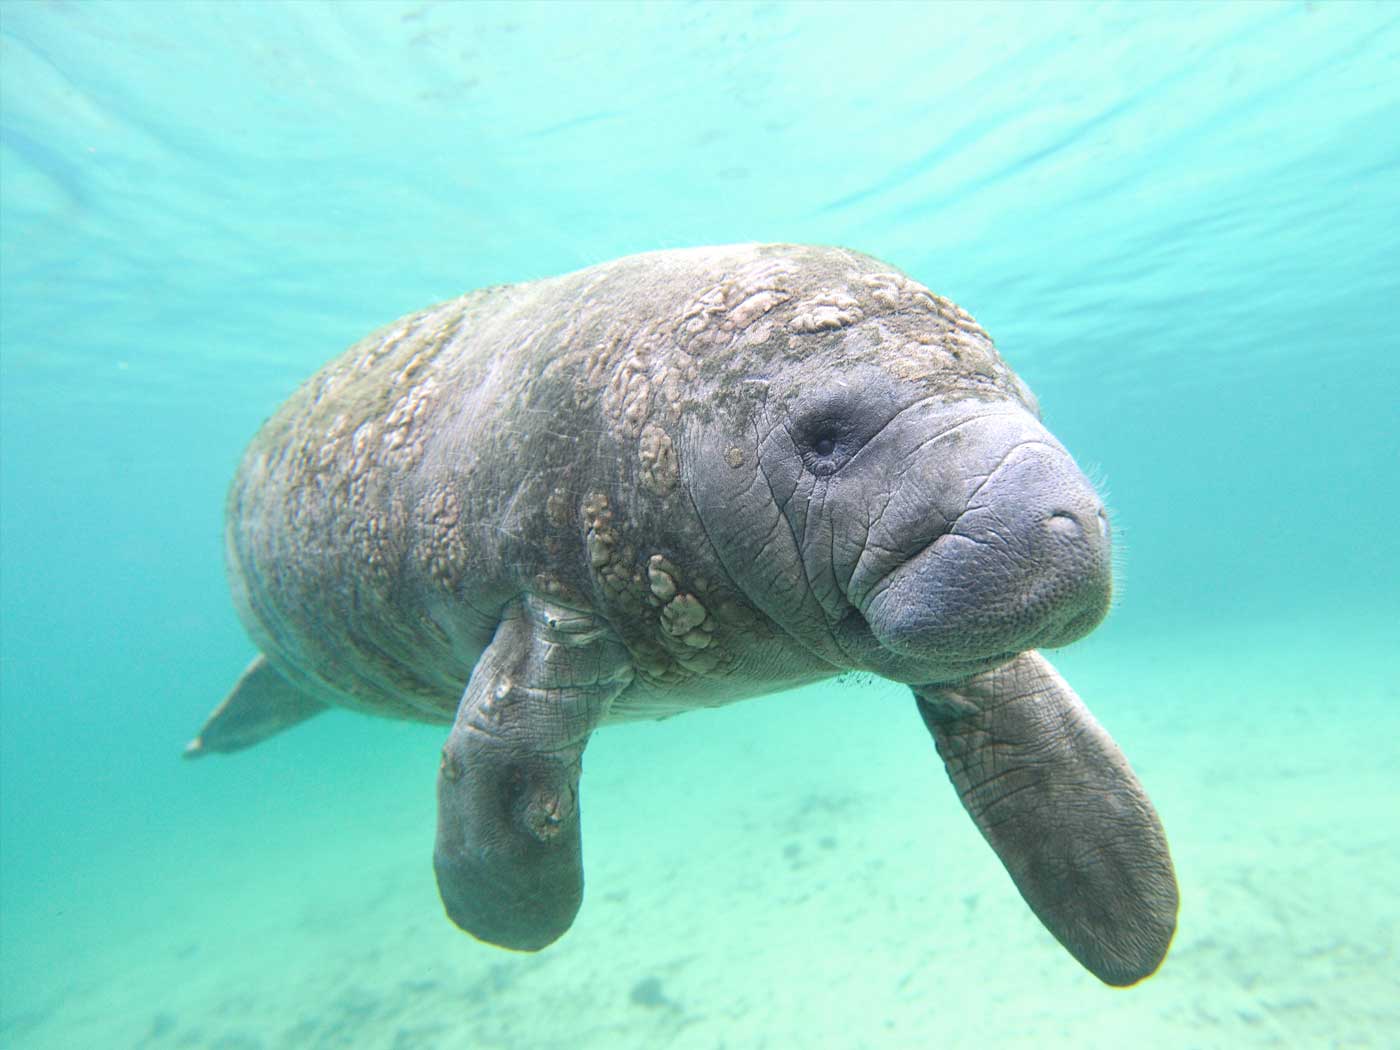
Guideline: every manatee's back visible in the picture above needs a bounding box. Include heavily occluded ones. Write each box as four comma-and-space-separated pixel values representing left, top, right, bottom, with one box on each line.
224, 250, 720, 724
226, 288, 515, 724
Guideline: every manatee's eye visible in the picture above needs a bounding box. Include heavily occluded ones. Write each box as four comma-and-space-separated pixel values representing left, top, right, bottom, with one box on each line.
785, 371, 900, 478
795, 417, 853, 476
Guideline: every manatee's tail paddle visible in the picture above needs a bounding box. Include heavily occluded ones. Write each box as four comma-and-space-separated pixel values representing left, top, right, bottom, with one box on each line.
184, 654, 329, 758
915, 650, 1178, 986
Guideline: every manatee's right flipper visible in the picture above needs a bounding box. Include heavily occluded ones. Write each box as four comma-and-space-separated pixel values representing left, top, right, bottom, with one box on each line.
183, 655, 329, 759
434, 596, 633, 951
914, 650, 1178, 986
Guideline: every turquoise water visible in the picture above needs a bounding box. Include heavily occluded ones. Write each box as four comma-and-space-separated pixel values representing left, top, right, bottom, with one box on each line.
2, 1, 1397, 1046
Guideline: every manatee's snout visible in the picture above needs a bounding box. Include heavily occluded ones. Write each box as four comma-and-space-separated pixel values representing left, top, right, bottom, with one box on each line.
862, 416, 1112, 667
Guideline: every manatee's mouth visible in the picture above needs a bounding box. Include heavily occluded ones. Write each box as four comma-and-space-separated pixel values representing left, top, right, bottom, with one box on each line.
1042, 604, 1111, 649
927, 649, 1023, 680
861, 528, 1112, 666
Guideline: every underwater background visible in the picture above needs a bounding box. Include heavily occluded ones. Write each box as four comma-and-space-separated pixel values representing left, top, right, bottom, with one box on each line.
2, 1, 1397, 1047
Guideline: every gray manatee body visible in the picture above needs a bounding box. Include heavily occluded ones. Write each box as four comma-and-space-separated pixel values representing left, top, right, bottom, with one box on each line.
189, 244, 1177, 986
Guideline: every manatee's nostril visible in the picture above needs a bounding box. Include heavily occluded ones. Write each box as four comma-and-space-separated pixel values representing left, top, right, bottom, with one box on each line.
1096, 507, 1110, 539
1044, 510, 1083, 538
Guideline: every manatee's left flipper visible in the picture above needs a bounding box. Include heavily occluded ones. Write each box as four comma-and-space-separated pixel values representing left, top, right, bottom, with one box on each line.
183, 654, 329, 758
914, 650, 1178, 986
434, 595, 633, 952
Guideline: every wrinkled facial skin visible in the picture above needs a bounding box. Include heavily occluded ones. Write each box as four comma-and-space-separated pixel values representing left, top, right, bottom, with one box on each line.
688, 348, 1112, 685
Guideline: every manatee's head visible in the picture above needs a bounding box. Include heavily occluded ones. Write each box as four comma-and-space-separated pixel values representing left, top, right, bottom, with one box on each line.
682, 248, 1112, 683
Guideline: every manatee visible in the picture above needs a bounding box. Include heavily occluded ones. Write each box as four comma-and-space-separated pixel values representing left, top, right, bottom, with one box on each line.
187, 244, 1177, 986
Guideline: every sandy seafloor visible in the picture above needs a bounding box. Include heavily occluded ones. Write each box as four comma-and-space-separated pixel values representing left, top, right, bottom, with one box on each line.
2, 614, 1395, 1050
